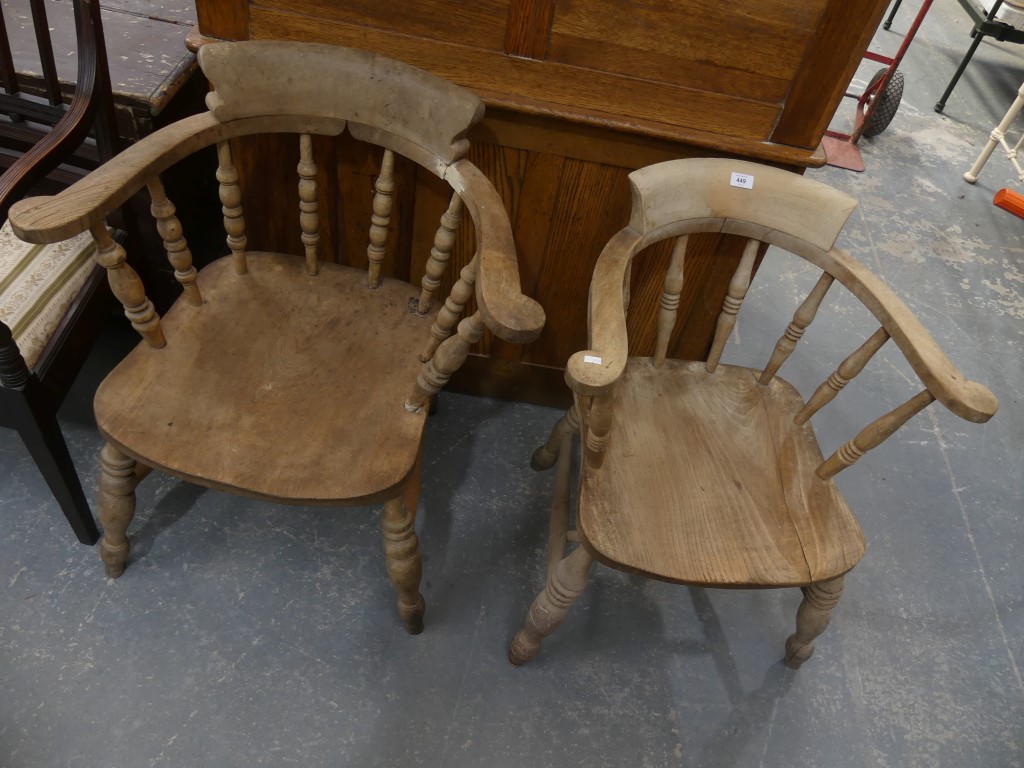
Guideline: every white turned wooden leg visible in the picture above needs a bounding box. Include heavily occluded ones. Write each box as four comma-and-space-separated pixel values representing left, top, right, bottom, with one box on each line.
785, 576, 845, 669
97, 443, 139, 578
509, 546, 594, 666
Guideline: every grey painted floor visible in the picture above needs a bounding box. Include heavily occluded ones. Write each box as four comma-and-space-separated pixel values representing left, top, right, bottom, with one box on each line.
2, 4, 1023, 767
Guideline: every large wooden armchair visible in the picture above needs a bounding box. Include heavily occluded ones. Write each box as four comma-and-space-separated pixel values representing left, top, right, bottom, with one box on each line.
9, 41, 544, 634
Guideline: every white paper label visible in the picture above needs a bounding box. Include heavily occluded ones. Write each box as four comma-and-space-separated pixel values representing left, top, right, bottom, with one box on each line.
583, 355, 603, 364
730, 172, 754, 190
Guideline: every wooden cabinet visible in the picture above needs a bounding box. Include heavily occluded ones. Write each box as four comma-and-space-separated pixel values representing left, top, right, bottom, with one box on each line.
194, 0, 891, 406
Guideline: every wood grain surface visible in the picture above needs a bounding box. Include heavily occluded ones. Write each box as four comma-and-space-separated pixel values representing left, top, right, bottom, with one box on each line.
577, 360, 866, 587
95, 253, 436, 505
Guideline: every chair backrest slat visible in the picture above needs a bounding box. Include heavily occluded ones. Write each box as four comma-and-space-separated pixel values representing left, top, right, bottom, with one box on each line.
0, 10, 19, 98
653, 235, 687, 367
216, 141, 248, 275
795, 326, 890, 426
28, 0, 60, 106
297, 133, 320, 276
759, 272, 834, 385
417, 192, 463, 314
817, 389, 936, 479
367, 149, 395, 289
147, 176, 201, 306
706, 237, 759, 372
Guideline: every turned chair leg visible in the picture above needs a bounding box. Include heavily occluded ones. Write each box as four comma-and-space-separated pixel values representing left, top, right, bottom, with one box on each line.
785, 575, 845, 669
381, 496, 426, 635
509, 545, 594, 666
531, 403, 579, 471
96, 443, 140, 578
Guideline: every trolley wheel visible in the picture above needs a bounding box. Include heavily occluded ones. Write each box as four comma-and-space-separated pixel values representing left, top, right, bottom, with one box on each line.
862, 68, 905, 137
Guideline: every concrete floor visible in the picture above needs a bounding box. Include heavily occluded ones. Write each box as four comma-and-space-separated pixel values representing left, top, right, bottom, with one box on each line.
2, 4, 1023, 767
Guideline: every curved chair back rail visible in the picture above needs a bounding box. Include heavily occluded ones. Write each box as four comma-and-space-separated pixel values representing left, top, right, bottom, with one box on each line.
9, 43, 542, 345
568, 158, 997, 428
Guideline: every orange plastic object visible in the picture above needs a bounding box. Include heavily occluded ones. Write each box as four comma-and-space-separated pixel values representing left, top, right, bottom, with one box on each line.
994, 188, 1024, 219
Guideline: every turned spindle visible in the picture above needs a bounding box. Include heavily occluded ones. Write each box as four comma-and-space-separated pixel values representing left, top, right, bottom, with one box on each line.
706, 238, 759, 372
89, 225, 164, 348
584, 393, 613, 470
367, 149, 395, 288
406, 312, 484, 411
759, 272, 834, 385
417, 192, 463, 314
216, 141, 248, 275
817, 389, 935, 479
796, 327, 890, 426
297, 133, 320, 276
419, 255, 478, 363
147, 176, 201, 306
653, 235, 688, 367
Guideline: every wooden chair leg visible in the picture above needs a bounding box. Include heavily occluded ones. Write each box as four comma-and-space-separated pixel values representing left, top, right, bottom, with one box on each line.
784, 576, 845, 669
509, 545, 594, 666
96, 443, 139, 578
531, 403, 579, 471
381, 495, 425, 635
18, 408, 98, 545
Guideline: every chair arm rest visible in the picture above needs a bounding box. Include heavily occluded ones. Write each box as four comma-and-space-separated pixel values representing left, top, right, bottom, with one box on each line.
445, 160, 545, 344
828, 248, 999, 423
564, 228, 644, 396
9, 112, 347, 244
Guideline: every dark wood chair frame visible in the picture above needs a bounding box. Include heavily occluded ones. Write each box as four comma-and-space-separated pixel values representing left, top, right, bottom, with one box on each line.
0, 0, 124, 544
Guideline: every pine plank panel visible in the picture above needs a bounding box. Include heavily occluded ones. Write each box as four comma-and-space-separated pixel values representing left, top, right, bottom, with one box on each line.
249, 6, 781, 142
196, 0, 249, 39
547, 0, 823, 103
503, 0, 556, 59
520, 159, 629, 367
256, 0, 512, 52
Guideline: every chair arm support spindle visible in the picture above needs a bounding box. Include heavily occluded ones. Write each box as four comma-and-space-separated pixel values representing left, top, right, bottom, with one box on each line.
406, 312, 485, 412
816, 389, 935, 479
147, 176, 201, 306
89, 225, 164, 348
760, 272, 833, 385
418, 192, 463, 315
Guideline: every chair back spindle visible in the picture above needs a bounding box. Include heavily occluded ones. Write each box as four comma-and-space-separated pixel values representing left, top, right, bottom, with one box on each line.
795, 327, 890, 425
417, 192, 463, 314
148, 177, 201, 307
297, 133, 320, 276
653, 235, 687, 367
706, 238, 759, 372
817, 389, 936, 479
367, 149, 395, 288
89, 225, 164, 348
420, 255, 478, 363
759, 272, 834, 385
216, 141, 248, 275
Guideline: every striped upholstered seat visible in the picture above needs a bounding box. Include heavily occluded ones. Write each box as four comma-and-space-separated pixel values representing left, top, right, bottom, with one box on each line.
0, 220, 98, 370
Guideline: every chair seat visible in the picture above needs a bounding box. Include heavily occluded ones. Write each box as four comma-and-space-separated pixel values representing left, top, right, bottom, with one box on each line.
578, 359, 866, 587
0, 219, 98, 370
95, 253, 438, 505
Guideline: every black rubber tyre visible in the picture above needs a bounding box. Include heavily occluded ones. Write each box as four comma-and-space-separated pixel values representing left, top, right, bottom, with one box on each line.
862, 67, 905, 138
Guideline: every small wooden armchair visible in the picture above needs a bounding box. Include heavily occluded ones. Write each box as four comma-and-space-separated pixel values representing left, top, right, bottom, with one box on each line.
0, 0, 122, 545
509, 158, 997, 666
9, 41, 544, 634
